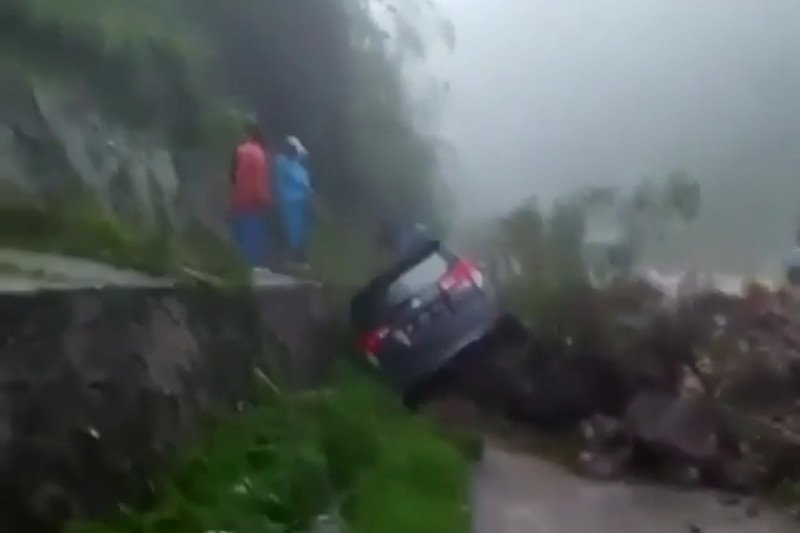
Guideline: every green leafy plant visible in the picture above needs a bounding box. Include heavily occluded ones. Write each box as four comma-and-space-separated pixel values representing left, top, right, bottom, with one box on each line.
68, 364, 474, 533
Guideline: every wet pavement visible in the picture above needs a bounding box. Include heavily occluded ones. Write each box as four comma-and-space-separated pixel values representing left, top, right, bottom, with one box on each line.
473, 446, 798, 533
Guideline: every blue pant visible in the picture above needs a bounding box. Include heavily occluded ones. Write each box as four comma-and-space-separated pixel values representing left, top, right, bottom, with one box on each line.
229, 210, 268, 266
280, 199, 309, 257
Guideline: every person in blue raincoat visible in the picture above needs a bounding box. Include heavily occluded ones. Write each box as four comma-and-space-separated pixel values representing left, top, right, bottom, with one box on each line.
275, 136, 313, 266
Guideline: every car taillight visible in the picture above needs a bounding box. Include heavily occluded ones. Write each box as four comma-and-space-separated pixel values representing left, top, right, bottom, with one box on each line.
357, 326, 390, 363
438, 259, 484, 294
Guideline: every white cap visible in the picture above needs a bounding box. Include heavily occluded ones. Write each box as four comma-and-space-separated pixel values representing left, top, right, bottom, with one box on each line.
286, 135, 308, 156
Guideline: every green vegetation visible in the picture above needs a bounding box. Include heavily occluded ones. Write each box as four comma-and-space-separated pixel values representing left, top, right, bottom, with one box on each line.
473, 171, 701, 321
2, 0, 455, 221
1, 2, 469, 531
67, 365, 474, 533
0, 0, 210, 140
0, 195, 173, 275
1, 0, 196, 58
182, 0, 455, 228
0, 190, 248, 284
0, 0, 456, 275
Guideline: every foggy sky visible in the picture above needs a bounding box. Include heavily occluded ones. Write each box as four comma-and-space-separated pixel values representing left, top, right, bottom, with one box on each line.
431, 0, 800, 220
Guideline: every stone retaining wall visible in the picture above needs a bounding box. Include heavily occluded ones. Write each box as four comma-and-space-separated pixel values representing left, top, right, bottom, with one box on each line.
0, 282, 333, 531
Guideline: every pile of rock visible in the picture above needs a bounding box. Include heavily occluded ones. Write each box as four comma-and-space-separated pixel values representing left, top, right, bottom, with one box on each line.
574, 280, 800, 492
460, 278, 800, 493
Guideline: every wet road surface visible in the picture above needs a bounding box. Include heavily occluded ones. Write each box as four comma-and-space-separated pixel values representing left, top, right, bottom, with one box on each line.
473, 446, 798, 533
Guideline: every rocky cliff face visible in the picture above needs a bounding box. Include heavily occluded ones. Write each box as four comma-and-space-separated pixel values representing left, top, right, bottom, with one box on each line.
0, 282, 333, 531
0, 74, 226, 235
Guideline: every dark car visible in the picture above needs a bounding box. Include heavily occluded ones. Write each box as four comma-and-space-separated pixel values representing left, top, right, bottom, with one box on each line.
350, 239, 501, 408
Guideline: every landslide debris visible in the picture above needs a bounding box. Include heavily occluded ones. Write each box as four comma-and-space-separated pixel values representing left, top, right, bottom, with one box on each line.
447, 279, 800, 494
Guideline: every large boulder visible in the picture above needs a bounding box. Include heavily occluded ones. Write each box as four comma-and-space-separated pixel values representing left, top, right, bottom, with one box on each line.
624, 392, 724, 461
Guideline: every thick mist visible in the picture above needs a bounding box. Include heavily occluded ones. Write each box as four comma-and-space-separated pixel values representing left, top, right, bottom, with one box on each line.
428, 0, 800, 273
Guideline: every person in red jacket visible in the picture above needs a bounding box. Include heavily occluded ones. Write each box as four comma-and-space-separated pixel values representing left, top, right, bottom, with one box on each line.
228, 121, 272, 268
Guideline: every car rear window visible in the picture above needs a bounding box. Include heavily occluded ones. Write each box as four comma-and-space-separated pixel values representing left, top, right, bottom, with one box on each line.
351, 247, 449, 330
385, 253, 449, 306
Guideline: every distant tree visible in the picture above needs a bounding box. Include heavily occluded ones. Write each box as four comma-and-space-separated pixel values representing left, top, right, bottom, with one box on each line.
614, 170, 702, 272
547, 199, 589, 285
662, 169, 702, 223
487, 169, 702, 292
499, 197, 546, 284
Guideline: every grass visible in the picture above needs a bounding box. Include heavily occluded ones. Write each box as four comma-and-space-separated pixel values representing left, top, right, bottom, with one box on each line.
0, 0, 229, 145
66, 364, 474, 533
0, 185, 386, 288
0, 190, 249, 285
2, 0, 198, 58
0, 195, 174, 275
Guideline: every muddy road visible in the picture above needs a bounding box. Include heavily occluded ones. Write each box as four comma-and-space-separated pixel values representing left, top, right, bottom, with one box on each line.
473, 445, 798, 533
